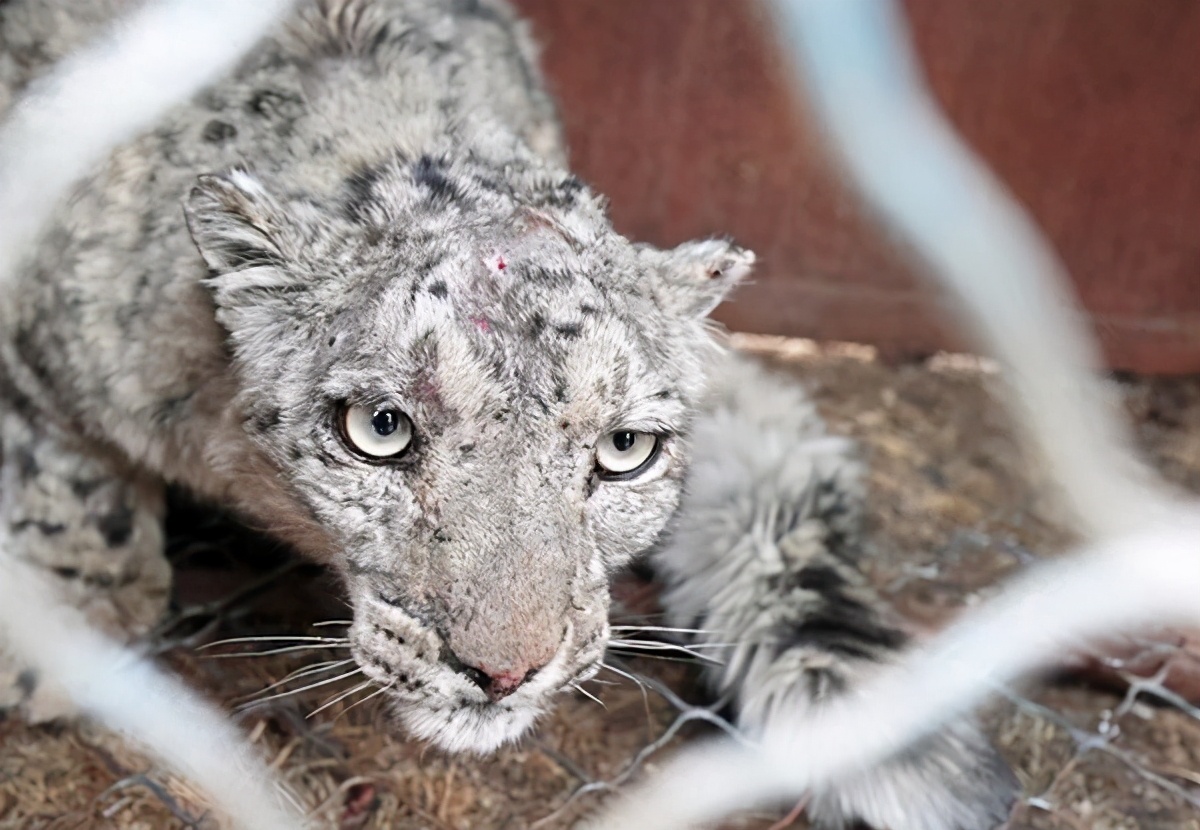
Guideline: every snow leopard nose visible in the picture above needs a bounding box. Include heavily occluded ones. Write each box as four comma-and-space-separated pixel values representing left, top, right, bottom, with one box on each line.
458, 660, 544, 702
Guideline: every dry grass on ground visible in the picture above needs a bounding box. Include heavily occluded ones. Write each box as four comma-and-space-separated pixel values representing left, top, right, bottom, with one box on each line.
3, 338, 1200, 829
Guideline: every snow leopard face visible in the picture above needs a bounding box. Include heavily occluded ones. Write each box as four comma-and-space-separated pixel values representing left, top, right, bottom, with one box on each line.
185, 158, 752, 753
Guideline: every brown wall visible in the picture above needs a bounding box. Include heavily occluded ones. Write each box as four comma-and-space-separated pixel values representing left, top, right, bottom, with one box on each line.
512, 0, 1200, 374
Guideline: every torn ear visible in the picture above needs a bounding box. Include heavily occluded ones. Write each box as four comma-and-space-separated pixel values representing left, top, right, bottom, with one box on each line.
652, 239, 755, 318
184, 169, 287, 273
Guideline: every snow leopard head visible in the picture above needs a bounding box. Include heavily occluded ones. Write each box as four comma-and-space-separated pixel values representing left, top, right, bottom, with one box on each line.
185, 157, 752, 753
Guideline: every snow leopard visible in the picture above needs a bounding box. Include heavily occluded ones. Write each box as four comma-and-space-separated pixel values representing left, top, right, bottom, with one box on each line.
0, 1, 1017, 827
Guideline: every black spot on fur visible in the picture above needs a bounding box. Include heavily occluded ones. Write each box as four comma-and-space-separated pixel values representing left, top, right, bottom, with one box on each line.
70, 479, 104, 499
525, 265, 574, 286
527, 312, 546, 339
416, 249, 450, 276
427, 281, 449, 298
253, 408, 282, 433
154, 393, 194, 427
554, 322, 582, 339
368, 22, 393, 52
16, 670, 37, 697
540, 176, 587, 209
12, 327, 55, 391
805, 668, 847, 699
201, 119, 237, 143
0, 382, 40, 425
377, 592, 408, 610
245, 89, 304, 120
374, 624, 406, 646
13, 447, 39, 481
12, 519, 66, 536
794, 565, 848, 595
411, 155, 462, 205
782, 596, 907, 661
451, 0, 506, 24
96, 507, 135, 548
342, 163, 386, 222
86, 573, 116, 589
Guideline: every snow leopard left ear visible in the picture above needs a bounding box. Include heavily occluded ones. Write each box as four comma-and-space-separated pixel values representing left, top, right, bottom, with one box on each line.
184, 169, 289, 276
184, 169, 312, 329
649, 239, 755, 318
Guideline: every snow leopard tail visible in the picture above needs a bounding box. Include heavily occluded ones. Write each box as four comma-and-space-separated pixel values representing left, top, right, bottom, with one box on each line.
653, 354, 1019, 830
0, 2, 307, 828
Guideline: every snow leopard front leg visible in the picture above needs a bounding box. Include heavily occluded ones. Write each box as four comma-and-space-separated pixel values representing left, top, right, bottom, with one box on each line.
0, 408, 171, 721
653, 355, 1018, 830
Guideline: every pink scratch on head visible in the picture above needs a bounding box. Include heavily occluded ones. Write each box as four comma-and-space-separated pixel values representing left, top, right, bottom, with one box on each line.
486, 251, 508, 275
470, 315, 491, 333
416, 375, 440, 402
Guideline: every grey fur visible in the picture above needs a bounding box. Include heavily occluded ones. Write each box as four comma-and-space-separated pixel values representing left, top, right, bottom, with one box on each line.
0, 0, 1015, 825
653, 356, 1018, 830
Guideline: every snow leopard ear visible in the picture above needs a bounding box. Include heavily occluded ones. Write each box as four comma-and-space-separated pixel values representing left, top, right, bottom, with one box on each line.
184, 169, 288, 276
650, 239, 755, 318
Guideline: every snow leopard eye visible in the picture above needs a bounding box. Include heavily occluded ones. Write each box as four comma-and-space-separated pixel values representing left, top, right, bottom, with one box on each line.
595, 430, 660, 480
341, 404, 413, 459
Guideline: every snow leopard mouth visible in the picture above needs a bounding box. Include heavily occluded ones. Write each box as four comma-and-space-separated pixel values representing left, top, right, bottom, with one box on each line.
349, 596, 610, 755
356, 646, 605, 755
391, 693, 549, 755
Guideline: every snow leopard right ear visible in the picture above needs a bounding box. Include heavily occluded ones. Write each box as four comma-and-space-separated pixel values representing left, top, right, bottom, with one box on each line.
184, 169, 288, 275
648, 238, 755, 319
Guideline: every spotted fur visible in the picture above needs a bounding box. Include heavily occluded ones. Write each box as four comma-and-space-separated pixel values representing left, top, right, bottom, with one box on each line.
0, 1, 1015, 826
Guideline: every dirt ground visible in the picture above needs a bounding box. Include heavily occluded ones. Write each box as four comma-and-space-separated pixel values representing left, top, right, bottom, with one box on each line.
3, 336, 1200, 830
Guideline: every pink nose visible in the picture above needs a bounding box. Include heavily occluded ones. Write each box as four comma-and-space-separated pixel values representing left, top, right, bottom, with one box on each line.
464, 663, 544, 702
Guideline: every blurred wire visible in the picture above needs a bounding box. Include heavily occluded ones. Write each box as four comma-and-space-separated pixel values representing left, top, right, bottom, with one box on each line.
584, 2, 1200, 827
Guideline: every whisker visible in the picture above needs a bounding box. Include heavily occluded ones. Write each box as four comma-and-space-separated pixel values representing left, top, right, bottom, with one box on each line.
307, 679, 374, 719
311, 620, 353, 628
605, 657, 744, 739
333, 681, 394, 723
234, 666, 360, 710
608, 640, 726, 665
198, 635, 350, 650
235, 669, 364, 714
570, 682, 607, 709
598, 661, 649, 691
608, 610, 672, 622
599, 661, 655, 737
233, 660, 356, 705
610, 625, 721, 637
612, 639, 736, 652
204, 643, 352, 659
606, 648, 723, 667
610, 638, 736, 650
